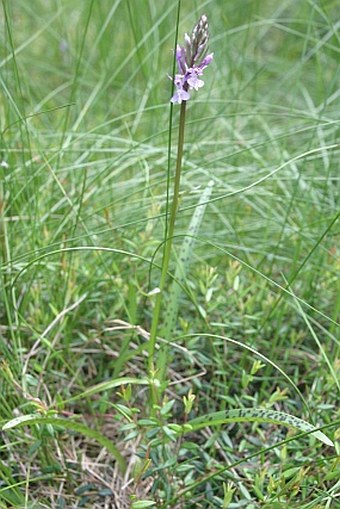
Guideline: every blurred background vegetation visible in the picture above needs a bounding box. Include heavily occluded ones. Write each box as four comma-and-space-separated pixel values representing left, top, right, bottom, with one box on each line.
0, 0, 339, 507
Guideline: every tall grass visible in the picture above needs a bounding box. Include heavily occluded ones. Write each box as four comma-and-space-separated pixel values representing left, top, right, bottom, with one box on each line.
0, 0, 339, 507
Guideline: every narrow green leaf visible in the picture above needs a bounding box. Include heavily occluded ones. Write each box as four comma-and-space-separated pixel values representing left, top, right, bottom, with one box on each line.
59, 376, 149, 406
131, 501, 156, 508
179, 332, 309, 412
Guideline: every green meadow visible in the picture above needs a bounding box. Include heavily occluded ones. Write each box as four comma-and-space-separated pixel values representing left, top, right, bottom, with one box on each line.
0, 0, 339, 507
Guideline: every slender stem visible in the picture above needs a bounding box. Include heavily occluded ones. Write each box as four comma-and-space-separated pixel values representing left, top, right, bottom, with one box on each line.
148, 101, 187, 384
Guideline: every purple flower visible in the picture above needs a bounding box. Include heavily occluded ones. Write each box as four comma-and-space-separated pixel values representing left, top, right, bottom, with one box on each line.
187, 67, 204, 91
170, 15, 213, 104
170, 88, 191, 104
175, 44, 187, 74
170, 74, 191, 103
198, 53, 214, 70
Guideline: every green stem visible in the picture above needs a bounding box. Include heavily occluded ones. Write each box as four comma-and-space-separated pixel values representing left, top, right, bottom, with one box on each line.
148, 101, 187, 385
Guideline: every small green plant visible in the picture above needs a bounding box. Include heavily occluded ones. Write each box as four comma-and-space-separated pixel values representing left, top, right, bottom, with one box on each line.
147, 13, 214, 389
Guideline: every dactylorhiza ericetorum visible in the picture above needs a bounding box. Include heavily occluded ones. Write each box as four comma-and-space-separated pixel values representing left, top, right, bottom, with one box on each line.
170, 14, 213, 104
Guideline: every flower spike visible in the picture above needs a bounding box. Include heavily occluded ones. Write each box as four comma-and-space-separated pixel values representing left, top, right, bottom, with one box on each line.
170, 14, 213, 104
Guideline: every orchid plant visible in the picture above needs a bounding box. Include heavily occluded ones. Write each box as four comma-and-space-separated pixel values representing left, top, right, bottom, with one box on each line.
148, 15, 213, 398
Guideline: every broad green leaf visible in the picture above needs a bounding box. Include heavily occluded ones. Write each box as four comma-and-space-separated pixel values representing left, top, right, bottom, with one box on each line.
2, 414, 127, 472
163, 180, 214, 338
186, 408, 334, 447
